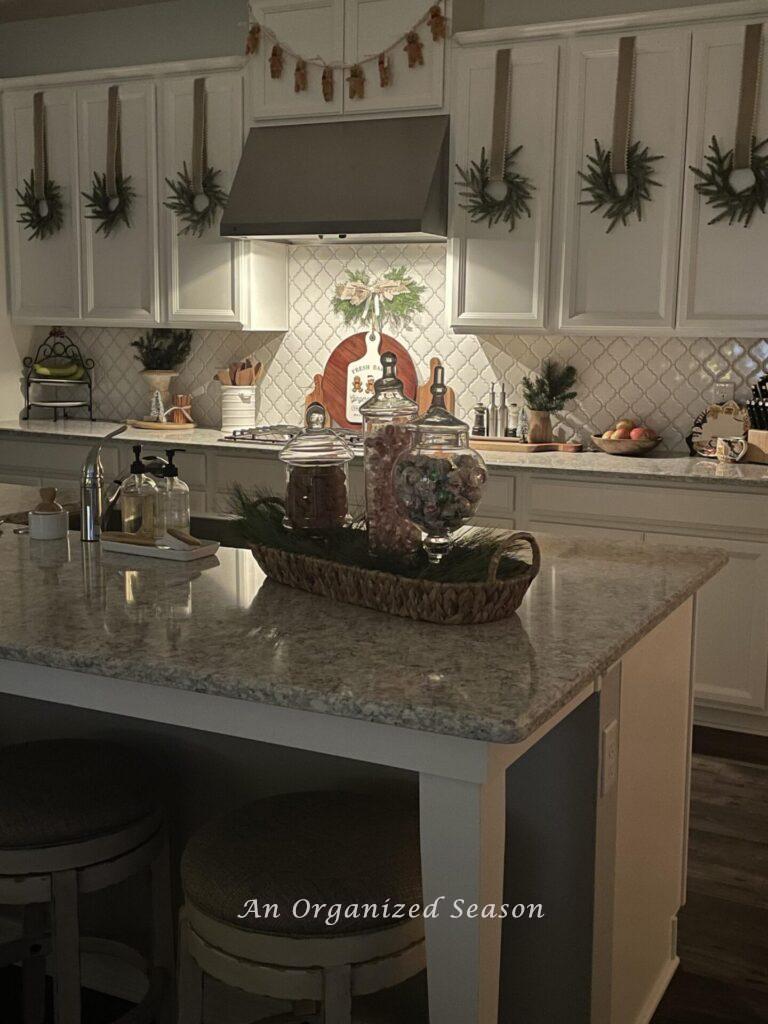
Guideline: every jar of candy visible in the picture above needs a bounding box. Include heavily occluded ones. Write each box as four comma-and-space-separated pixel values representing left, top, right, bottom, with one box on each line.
360, 352, 420, 559
393, 365, 487, 563
278, 403, 354, 530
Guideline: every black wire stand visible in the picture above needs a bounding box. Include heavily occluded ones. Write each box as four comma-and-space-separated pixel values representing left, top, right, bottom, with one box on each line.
23, 328, 95, 422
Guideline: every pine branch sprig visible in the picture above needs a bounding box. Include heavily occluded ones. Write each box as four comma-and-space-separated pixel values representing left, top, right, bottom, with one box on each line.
455, 146, 535, 231
690, 135, 768, 227
164, 162, 230, 238
82, 171, 135, 237
16, 170, 64, 240
130, 328, 193, 371
521, 359, 578, 413
331, 266, 426, 332
578, 139, 663, 233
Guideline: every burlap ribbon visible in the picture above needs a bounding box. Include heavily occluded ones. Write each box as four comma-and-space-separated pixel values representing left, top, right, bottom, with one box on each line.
106, 84, 122, 199
611, 36, 636, 176
489, 48, 512, 182
191, 77, 207, 195
734, 23, 763, 170
32, 91, 46, 201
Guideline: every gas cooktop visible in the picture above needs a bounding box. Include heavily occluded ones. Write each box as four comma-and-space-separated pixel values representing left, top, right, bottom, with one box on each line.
219, 424, 363, 450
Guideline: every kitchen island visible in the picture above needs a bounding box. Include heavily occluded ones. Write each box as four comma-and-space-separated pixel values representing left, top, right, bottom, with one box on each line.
0, 517, 726, 1023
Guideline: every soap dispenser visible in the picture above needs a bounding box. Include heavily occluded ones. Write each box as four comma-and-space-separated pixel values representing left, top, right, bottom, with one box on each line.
120, 444, 161, 538
161, 448, 191, 533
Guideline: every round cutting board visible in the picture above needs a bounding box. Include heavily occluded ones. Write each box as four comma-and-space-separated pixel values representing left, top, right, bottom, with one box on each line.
321, 332, 418, 430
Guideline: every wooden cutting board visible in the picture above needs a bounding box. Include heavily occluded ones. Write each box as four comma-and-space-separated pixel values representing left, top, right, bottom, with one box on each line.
417, 357, 456, 415
322, 332, 418, 430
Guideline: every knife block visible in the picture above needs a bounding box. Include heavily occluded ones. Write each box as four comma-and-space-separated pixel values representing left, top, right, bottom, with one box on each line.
745, 430, 768, 464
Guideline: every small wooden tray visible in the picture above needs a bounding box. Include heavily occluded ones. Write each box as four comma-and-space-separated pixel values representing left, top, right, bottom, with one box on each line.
101, 538, 219, 561
472, 438, 582, 453
126, 419, 197, 430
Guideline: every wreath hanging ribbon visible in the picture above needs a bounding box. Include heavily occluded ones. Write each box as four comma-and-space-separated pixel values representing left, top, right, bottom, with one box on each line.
455, 48, 534, 231
82, 84, 135, 236
579, 35, 663, 232
16, 91, 65, 240
332, 268, 425, 332
690, 22, 767, 226
164, 77, 229, 237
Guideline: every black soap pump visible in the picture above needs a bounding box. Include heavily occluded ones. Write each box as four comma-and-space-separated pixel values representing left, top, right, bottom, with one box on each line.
120, 444, 161, 537
161, 449, 190, 533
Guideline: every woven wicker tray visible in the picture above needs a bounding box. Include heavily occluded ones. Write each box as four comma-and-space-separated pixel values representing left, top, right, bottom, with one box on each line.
251, 532, 541, 625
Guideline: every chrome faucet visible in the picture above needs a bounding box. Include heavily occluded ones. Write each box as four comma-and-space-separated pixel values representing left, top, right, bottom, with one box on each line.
80, 425, 127, 542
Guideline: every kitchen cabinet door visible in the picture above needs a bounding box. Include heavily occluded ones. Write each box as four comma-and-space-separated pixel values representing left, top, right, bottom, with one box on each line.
342, 0, 446, 114
677, 19, 768, 335
78, 80, 160, 324
448, 39, 559, 332
557, 28, 690, 333
2, 87, 81, 323
645, 532, 768, 714
246, 0, 344, 121
161, 71, 248, 326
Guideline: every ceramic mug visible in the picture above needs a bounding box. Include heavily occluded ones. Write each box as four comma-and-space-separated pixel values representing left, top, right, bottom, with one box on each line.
715, 436, 748, 463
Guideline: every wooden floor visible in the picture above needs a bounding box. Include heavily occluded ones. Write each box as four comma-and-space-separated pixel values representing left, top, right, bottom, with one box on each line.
652, 748, 768, 1023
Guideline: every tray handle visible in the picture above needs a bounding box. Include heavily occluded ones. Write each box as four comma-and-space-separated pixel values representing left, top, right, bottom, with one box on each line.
487, 531, 541, 584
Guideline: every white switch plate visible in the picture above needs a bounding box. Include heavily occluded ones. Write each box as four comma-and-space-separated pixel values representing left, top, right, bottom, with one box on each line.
712, 382, 735, 404
601, 719, 619, 796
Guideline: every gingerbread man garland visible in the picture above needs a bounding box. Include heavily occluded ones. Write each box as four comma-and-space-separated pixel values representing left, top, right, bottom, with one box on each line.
347, 64, 365, 100
427, 5, 447, 41
322, 66, 334, 102
294, 58, 308, 93
378, 53, 392, 88
245, 23, 260, 56
404, 31, 424, 68
269, 44, 284, 79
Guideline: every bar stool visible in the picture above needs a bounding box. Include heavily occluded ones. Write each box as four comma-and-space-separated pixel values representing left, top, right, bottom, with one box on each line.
0, 738, 175, 1024
178, 791, 425, 1024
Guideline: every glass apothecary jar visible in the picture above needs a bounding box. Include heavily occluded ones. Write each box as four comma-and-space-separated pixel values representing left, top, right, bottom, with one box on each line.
360, 352, 421, 559
279, 403, 354, 531
393, 365, 487, 563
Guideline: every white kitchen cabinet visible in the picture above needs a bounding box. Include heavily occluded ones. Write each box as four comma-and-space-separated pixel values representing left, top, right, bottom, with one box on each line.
78, 79, 160, 324
343, 0, 445, 114
2, 87, 81, 323
448, 38, 560, 332
246, 0, 345, 120
645, 532, 768, 715
677, 18, 768, 335
557, 28, 691, 333
160, 71, 249, 327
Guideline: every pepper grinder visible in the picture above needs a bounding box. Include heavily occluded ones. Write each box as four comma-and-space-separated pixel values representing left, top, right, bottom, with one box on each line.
498, 383, 509, 438
488, 383, 499, 438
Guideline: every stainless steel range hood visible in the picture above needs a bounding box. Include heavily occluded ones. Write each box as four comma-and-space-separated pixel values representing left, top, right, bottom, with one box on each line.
220, 114, 449, 243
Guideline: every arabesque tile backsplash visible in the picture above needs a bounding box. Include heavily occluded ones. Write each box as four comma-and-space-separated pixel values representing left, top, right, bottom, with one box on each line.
37, 243, 768, 452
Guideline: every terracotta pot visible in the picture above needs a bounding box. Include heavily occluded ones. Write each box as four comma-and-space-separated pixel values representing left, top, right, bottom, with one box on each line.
141, 369, 178, 407
527, 409, 553, 444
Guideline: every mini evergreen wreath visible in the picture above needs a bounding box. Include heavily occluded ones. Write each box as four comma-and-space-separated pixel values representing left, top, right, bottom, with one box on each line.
332, 266, 425, 332
164, 161, 229, 238
455, 146, 534, 231
579, 139, 663, 233
689, 135, 768, 227
82, 171, 135, 237
16, 170, 64, 240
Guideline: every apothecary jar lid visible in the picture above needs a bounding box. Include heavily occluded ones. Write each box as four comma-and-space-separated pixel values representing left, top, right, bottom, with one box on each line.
279, 403, 355, 466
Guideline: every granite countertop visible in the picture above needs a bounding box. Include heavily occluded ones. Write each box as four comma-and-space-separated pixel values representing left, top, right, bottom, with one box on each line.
0, 529, 726, 744
2, 418, 768, 489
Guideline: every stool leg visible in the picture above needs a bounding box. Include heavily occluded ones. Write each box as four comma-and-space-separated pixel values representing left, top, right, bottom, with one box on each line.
50, 870, 81, 1024
150, 830, 176, 1024
322, 965, 352, 1024
22, 905, 47, 1024
177, 915, 204, 1024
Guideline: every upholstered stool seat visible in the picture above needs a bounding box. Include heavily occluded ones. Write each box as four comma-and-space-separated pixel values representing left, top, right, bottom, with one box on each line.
0, 739, 174, 1024
178, 792, 425, 1024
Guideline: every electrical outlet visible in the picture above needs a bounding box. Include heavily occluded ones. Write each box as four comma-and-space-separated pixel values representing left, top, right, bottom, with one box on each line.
601, 720, 619, 796
712, 382, 735, 404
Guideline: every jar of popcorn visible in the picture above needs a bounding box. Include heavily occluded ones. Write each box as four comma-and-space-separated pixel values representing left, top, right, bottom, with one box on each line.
360, 352, 420, 559
393, 365, 487, 563
279, 403, 354, 531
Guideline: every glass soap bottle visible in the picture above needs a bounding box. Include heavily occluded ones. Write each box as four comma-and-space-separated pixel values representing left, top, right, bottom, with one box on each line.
279, 403, 354, 530
393, 365, 488, 563
360, 352, 420, 558
120, 445, 162, 539
161, 448, 191, 533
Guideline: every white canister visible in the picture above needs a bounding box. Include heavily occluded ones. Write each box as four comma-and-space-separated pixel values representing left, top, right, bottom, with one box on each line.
220, 385, 257, 433
28, 509, 69, 540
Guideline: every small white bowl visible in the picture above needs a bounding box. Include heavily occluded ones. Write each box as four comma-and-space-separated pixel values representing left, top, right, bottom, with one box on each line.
28, 509, 69, 540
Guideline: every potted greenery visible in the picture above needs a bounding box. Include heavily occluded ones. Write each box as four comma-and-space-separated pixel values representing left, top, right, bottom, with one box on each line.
131, 329, 193, 407
521, 359, 577, 443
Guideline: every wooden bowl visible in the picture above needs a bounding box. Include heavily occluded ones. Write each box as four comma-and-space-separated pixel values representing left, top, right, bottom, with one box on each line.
591, 434, 662, 457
